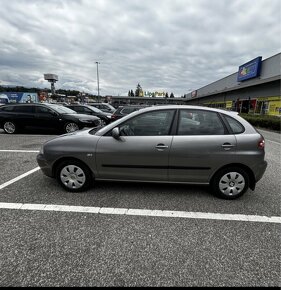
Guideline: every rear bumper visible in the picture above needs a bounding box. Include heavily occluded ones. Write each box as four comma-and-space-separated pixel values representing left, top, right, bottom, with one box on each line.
254, 160, 268, 183
36, 153, 54, 178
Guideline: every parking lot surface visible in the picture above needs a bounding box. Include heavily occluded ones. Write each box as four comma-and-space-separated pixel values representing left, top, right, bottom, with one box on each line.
0, 129, 280, 286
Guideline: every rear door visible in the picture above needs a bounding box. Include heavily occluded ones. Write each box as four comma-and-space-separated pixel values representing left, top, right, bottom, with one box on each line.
13, 105, 35, 127
96, 109, 176, 181
169, 109, 237, 183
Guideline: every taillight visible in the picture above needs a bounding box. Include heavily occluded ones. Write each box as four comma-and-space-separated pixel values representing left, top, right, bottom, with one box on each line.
258, 139, 265, 149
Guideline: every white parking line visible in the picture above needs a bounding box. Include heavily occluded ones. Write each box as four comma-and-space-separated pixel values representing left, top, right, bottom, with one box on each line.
0, 202, 280, 224
0, 150, 39, 153
0, 167, 40, 190
267, 140, 281, 145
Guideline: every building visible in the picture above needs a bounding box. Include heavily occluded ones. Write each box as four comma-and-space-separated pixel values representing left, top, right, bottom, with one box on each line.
185, 53, 281, 116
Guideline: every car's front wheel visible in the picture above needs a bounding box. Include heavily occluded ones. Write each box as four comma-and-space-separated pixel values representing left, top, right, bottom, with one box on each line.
56, 160, 93, 192
211, 167, 249, 199
3, 121, 17, 134
64, 122, 79, 133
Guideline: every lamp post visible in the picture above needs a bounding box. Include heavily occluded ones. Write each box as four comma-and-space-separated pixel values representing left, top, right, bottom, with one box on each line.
96, 61, 100, 102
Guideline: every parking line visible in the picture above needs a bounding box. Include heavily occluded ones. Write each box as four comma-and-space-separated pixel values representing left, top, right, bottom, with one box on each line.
0, 167, 40, 190
266, 140, 281, 146
0, 150, 39, 153
0, 202, 280, 224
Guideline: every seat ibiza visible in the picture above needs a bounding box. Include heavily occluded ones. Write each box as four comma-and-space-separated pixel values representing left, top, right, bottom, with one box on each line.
37, 105, 267, 199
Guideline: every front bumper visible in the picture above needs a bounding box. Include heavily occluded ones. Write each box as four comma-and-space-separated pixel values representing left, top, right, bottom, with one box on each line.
36, 153, 54, 178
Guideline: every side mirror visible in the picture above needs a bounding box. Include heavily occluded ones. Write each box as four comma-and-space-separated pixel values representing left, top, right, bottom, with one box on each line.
112, 127, 120, 140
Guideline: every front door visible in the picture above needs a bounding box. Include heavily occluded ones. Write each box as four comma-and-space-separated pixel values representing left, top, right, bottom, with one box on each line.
96, 109, 176, 181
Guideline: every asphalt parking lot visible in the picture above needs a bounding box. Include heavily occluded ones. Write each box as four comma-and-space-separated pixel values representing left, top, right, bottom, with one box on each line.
0, 128, 280, 287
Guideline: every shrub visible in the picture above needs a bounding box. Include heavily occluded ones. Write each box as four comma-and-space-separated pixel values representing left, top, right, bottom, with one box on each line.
239, 114, 281, 131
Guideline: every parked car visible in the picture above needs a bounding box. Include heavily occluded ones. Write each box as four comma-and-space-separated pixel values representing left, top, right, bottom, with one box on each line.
89, 102, 116, 113
37, 105, 267, 199
64, 104, 112, 126
0, 103, 101, 134
110, 105, 149, 122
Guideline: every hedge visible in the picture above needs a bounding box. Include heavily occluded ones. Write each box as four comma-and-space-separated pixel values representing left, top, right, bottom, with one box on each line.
239, 114, 281, 131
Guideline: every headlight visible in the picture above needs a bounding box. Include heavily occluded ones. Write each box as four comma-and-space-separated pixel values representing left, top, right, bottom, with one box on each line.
106, 115, 111, 118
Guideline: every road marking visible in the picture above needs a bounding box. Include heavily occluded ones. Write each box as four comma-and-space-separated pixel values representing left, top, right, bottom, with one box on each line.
0, 202, 280, 224
0, 167, 40, 190
0, 150, 39, 153
267, 140, 281, 145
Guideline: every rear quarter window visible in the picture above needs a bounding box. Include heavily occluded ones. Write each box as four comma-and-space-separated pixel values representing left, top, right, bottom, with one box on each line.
224, 115, 245, 134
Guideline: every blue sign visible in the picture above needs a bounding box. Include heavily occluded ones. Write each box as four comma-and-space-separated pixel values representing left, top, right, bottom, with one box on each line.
0, 92, 38, 103
237, 56, 262, 82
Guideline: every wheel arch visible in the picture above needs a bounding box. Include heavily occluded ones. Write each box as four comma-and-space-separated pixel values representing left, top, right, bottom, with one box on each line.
52, 157, 95, 179
210, 163, 256, 191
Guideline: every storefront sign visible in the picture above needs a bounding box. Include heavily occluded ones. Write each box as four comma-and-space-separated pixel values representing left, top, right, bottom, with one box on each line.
237, 56, 262, 82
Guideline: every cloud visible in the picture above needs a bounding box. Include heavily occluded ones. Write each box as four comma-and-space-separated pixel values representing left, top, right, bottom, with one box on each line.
0, 0, 280, 96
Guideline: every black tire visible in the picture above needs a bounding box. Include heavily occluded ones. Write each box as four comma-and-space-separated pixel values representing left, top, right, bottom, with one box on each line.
55, 159, 93, 192
64, 122, 80, 133
211, 167, 249, 200
3, 120, 17, 134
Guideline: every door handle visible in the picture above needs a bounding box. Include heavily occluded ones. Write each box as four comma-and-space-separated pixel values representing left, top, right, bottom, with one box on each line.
156, 144, 169, 150
222, 143, 235, 150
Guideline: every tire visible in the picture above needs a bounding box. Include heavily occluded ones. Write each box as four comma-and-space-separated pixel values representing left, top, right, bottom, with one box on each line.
211, 167, 249, 200
101, 119, 107, 126
64, 122, 79, 133
3, 121, 17, 134
55, 160, 93, 192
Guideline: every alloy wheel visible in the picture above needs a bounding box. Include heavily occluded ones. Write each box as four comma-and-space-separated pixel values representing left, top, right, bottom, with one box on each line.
4, 122, 16, 134
65, 123, 79, 133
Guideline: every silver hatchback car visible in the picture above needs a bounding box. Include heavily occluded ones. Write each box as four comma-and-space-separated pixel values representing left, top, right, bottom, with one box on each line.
37, 105, 267, 199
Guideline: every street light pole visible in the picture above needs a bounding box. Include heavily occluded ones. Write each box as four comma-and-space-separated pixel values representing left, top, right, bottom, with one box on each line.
96, 61, 100, 102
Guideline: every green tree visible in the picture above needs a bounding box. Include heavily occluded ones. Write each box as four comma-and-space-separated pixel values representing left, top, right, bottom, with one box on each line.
135, 83, 143, 97
170, 92, 175, 98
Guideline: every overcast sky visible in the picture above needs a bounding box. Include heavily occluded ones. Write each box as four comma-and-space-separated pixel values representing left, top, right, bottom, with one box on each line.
0, 0, 280, 97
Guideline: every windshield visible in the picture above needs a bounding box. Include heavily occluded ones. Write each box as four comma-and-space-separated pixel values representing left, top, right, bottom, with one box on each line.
45, 104, 77, 114
86, 105, 103, 113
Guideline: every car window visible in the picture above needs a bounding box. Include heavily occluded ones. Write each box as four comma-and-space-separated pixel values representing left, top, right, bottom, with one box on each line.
87, 106, 103, 113
72, 106, 84, 113
14, 106, 33, 113
45, 104, 76, 114
224, 115, 245, 134
178, 110, 225, 135
121, 107, 136, 115
84, 107, 93, 113
35, 106, 54, 114
119, 110, 175, 136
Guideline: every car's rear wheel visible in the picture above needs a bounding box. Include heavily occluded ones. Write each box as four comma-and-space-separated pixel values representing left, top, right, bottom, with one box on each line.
3, 121, 17, 134
211, 167, 249, 199
56, 160, 93, 192
64, 122, 79, 133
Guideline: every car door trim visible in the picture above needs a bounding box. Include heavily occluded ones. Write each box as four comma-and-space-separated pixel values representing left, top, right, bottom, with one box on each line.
102, 164, 211, 170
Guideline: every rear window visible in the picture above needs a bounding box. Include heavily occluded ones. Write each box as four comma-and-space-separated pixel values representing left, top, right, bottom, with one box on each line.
224, 115, 245, 134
